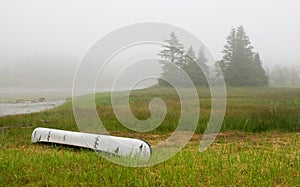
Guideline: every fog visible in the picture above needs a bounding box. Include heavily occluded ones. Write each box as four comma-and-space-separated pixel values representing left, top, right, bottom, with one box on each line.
1, 0, 300, 93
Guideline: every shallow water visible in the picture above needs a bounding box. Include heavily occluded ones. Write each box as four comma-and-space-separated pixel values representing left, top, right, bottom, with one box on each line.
0, 98, 66, 117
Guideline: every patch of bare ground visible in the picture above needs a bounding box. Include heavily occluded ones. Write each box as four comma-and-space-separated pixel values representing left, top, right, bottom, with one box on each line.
109, 131, 300, 148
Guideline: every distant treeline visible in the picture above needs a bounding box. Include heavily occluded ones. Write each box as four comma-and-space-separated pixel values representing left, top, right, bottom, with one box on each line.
269, 65, 300, 86
0, 55, 77, 88
158, 26, 300, 87
1, 28, 299, 89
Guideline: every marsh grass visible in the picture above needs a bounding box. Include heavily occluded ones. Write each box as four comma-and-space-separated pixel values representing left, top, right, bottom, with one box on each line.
0, 87, 299, 186
0, 131, 299, 186
98, 87, 300, 133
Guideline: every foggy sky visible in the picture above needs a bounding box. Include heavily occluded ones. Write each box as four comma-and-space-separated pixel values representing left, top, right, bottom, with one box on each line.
1, 0, 300, 68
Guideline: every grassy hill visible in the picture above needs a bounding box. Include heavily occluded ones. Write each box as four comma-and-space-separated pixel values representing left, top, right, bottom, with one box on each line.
0, 87, 299, 186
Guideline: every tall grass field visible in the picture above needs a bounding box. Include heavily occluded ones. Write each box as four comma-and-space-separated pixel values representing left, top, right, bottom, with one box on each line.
0, 87, 299, 186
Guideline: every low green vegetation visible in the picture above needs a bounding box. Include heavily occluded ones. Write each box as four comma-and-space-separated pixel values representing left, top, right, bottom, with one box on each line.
0, 87, 299, 186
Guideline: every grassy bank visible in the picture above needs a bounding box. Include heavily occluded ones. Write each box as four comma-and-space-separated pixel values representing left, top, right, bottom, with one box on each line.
2, 87, 299, 133
0, 87, 299, 186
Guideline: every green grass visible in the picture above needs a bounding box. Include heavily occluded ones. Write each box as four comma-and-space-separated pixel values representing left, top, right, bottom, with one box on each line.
0, 87, 300, 186
0, 131, 299, 186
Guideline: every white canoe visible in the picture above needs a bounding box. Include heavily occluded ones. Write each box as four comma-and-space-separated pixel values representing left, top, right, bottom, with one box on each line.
31, 127, 151, 159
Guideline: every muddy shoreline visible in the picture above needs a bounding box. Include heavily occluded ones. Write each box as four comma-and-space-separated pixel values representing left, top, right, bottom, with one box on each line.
0, 98, 66, 117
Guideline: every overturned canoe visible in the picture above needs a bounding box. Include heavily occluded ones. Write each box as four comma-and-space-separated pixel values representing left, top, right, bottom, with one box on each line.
31, 127, 151, 159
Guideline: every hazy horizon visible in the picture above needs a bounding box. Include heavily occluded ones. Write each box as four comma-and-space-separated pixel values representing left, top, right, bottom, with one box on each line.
1, 0, 300, 90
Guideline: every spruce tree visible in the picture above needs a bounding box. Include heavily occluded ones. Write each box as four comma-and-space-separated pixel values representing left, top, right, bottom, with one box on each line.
158, 32, 184, 86
182, 46, 197, 86
158, 32, 210, 87
270, 65, 287, 85
195, 47, 209, 86
183, 46, 209, 86
253, 53, 268, 86
290, 68, 300, 85
219, 26, 268, 86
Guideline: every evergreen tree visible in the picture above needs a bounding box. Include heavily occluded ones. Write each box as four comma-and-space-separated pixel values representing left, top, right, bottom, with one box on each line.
182, 46, 197, 86
290, 68, 300, 85
158, 32, 184, 86
181, 46, 210, 87
194, 47, 209, 86
212, 60, 225, 85
181, 46, 209, 86
158, 32, 210, 87
219, 26, 268, 86
269, 65, 287, 85
253, 53, 268, 86
220, 28, 236, 74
